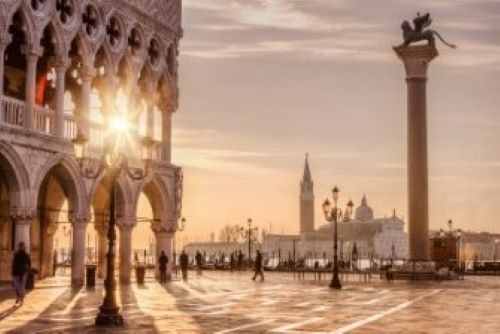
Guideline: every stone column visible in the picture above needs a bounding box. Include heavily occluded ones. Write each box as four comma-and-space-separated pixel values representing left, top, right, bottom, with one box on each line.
94, 218, 108, 279
23, 46, 42, 131
54, 60, 69, 138
41, 222, 58, 278
0, 36, 11, 98
162, 110, 172, 163
118, 223, 134, 284
154, 228, 174, 280
79, 71, 92, 139
394, 44, 438, 260
14, 217, 32, 253
71, 218, 88, 287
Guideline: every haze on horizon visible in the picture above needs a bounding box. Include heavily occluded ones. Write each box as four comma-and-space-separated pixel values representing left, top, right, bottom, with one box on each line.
170, 0, 500, 243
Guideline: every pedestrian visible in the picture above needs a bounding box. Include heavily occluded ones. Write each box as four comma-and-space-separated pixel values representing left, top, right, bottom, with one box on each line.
179, 250, 189, 281
158, 251, 169, 283
237, 250, 244, 271
12, 242, 31, 305
252, 250, 264, 281
52, 249, 58, 277
230, 252, 235, 272
195, 251, 203, 275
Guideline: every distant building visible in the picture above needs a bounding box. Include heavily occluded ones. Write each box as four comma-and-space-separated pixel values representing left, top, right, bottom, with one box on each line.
429, 227, 500, 262
300, 154, 315, 234
264, 155, 408, 261
183, 241, 260, 262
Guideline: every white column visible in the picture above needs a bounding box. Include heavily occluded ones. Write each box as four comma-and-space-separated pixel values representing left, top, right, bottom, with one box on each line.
54, 61, 68, 138
14, 218, 32, 253
71, 218, 88, 287
155, 230, 174, 280
79, 68, 94, 140
118, 224, 134, 284
0, 38, 9, 97
162, 110, 172, 163
23, 48, 41, 131
95, 219, 108, 279
146, 102, 154, 138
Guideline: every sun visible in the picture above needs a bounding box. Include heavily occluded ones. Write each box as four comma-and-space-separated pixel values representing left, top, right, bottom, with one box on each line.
109, 115, 129, 134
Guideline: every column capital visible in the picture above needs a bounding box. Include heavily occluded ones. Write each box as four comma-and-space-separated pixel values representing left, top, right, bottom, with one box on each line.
152, 219, 176, 235
10, 208, 35, 222
70, 215, 90, 229
80, 66, 97, 80
21, 43, 44, 58
393, 44, 438, 79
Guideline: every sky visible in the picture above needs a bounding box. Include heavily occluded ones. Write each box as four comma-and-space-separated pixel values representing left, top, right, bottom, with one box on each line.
170, 0, 500, 243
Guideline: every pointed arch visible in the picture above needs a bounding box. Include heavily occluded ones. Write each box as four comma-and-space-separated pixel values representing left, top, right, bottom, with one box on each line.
133, 173, 171, 221
0, 141, 30, 209
33, 153, 86, 218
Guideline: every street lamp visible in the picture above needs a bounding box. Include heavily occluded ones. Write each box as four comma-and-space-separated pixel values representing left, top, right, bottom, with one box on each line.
239, 218, 258, 265
73, 121, 151, 326
322, 185, 346, 289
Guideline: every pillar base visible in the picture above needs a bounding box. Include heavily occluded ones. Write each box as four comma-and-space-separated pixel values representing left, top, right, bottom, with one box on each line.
95, 306, 124, 326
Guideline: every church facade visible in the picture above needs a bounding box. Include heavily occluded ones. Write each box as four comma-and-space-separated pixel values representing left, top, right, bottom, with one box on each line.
0, 0, 183, 285
267, 155, 409, 263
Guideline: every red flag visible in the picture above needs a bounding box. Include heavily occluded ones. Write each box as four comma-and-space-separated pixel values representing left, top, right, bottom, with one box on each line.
35, 73, 48, 106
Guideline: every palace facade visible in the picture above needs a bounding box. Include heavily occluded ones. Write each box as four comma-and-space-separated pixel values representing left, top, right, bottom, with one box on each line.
0, 0, 183, 285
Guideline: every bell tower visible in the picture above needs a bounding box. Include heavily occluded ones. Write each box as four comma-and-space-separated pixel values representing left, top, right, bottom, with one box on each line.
300, 154, 315, 234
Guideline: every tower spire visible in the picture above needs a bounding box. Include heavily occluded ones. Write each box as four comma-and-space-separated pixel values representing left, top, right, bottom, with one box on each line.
303, 153, 311, 182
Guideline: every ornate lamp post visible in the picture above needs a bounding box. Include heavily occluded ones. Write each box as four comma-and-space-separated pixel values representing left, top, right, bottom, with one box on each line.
72, 120, 151, 326
322, 186, 352, 289
239, 218, 258, 265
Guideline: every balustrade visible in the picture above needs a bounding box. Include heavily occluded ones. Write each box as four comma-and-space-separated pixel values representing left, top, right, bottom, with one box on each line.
1, 95, 25, 128
1, 95, 166, 163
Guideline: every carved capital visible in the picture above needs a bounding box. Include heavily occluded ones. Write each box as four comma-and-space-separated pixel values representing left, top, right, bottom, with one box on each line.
10, 208, 35, 222
151, 219, 176, 235
70, 215, 90, 229
393, 44, 438, 79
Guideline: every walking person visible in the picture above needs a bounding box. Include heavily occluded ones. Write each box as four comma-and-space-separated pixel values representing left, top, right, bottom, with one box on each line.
12, 242, 31, 305
237, 250, 244, 272
158, 251, 169, 283
179, 250, 189, 281
230, 252, 235, 272
252, 250, 264, 281
195, 251, 203, 275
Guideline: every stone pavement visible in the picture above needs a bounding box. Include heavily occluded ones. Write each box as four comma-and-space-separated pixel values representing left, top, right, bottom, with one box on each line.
0, 271, 499, 333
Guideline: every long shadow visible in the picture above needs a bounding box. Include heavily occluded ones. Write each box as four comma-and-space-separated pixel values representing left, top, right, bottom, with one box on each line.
0, 304, 20, 320
159, 273, 274, 333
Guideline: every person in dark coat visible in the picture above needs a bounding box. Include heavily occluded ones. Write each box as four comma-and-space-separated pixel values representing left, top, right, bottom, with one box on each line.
179, 251, 189, 281
230, 252, 235, 272
12, 242, 31, 304
252, 250, 264, 281
195, 251, 203, 275
237, 250, 244, 271
158, 251, 169, 283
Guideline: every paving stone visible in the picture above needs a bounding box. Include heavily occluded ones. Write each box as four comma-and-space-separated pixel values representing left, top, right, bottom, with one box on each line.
0, 272, 499, 333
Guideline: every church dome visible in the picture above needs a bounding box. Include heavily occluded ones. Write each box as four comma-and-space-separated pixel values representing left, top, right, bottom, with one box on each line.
355, 195, 374, 222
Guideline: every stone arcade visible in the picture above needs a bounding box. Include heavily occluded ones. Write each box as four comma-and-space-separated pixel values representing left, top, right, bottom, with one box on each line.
0, 0, 183, 286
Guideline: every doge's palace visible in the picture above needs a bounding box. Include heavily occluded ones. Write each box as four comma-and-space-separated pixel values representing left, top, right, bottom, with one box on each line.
0, 0, 182, 286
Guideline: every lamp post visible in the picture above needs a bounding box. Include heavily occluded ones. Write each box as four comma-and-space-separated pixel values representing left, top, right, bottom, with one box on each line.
239, 218, 258, 265
322, 186, 353, 289
72, 121, 151, 326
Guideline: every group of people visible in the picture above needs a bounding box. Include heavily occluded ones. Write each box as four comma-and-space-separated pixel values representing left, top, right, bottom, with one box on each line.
156, 249, 266, 283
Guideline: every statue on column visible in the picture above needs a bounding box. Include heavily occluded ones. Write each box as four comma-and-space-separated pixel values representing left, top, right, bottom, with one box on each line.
399, 12, 456, 48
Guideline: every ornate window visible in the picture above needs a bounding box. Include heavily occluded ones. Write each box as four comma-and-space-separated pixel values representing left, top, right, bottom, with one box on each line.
82, 5, 99, 37
106, 17, 121, 48
128, 28, 142, 55
56, 0, 74, 24
148, 39, 160, 65
31, 0, 46, 11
